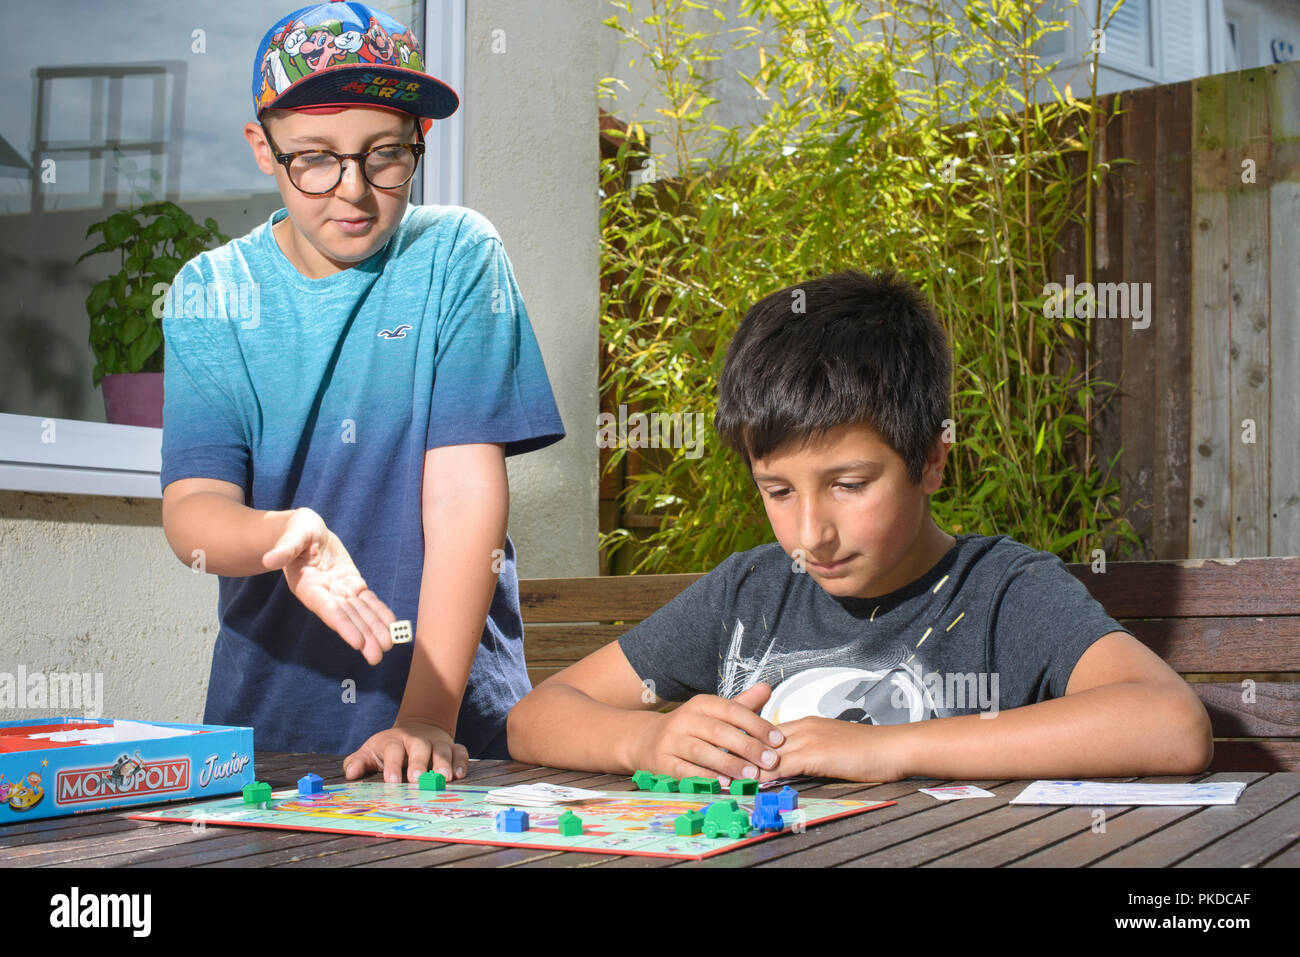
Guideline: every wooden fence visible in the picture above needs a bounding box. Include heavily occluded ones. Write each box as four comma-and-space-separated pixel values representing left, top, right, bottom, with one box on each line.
1055, 61, 1300, 560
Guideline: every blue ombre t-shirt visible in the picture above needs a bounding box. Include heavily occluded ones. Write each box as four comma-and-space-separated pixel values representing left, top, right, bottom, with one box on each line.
160, 204, 565, 758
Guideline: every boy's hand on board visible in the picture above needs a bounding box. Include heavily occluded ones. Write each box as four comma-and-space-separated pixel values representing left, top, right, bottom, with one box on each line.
766, 716, 904, 783
262, 507, 396, 665
343, 716, 469, 784
634, 683, 784, 783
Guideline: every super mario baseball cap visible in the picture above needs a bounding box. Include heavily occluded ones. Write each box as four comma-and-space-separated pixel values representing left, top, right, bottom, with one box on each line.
252, 2, 459, 135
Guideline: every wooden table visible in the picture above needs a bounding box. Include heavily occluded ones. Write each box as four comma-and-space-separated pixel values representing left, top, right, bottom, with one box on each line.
4, 754, 1298, 868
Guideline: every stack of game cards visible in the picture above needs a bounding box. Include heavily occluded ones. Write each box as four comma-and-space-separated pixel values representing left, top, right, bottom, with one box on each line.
483, 783, 608, 807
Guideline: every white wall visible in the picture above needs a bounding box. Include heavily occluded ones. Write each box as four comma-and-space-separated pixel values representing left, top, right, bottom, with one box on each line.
1224, 0, 1300, 69
465, 0, 600, 582
1040, 0, 1300, 102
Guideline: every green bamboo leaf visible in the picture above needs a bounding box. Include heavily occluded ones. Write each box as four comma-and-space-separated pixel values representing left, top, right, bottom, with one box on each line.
1050, 527, 1092, 553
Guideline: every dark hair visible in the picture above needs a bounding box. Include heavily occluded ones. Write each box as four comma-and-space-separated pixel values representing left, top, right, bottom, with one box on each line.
714, 269, 951, 484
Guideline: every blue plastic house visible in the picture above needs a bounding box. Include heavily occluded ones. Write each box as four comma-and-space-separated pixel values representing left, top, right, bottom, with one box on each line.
496, 807, 530, 833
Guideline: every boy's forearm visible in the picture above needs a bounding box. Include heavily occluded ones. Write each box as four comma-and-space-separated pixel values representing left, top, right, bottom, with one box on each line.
162, 492, 293, 577
397, 494, 506, 735
508, 684, 660, 773
888, 682, 1214, 780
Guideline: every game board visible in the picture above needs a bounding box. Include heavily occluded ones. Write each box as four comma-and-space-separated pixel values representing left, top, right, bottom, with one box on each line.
130, 781, 894, 860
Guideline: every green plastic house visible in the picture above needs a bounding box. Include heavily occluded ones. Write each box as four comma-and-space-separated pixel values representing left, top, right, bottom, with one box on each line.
242, 781, 272, 805
418, 771, 447, 791
674, 809, 705, 836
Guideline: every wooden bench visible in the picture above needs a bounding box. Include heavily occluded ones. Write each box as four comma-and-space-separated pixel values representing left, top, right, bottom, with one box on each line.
520, 555, 1300, 771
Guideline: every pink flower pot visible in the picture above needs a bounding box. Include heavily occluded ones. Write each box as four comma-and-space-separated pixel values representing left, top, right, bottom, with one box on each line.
101, 372, 164, 428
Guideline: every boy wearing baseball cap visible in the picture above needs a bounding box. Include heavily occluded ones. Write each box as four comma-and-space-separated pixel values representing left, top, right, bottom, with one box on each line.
160, 3, 564, 783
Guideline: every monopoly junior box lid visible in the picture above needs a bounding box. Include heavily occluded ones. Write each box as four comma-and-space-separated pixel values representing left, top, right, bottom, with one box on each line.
0, 717, 254, 823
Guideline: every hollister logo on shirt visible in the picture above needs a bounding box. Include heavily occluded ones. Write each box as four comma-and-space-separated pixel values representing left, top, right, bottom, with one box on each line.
377, 324, 411, 339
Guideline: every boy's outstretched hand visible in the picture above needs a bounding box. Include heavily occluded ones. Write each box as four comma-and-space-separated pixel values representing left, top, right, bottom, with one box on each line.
634, 683, 785, 783
262, 507, 396, 665
343, 717, 469, 784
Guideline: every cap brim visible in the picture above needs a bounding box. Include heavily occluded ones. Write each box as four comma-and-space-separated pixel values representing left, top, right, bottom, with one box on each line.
267, 64, 459, 120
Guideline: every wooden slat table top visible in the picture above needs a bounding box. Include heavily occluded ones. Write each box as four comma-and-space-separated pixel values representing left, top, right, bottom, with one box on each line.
2, 754, 1297, 868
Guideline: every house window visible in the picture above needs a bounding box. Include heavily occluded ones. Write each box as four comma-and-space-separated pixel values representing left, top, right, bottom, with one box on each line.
1102, 0, 1154, 70
29, 64, 179, 216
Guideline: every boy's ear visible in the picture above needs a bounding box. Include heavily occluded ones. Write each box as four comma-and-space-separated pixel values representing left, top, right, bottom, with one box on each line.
244, 121, 279, 177
920, 433, 950, 494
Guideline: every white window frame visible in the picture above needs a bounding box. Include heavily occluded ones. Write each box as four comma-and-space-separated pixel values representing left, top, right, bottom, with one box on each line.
424, 0, 466, 209
0, 0, 465, 499
1210, 0, 1234, 73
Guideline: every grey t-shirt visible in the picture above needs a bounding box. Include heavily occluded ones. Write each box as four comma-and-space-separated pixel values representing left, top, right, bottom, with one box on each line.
618, 534, 1130, 724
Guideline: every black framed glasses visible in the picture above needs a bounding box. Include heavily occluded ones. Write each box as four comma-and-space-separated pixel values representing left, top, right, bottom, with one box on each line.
261, 124, 425, 195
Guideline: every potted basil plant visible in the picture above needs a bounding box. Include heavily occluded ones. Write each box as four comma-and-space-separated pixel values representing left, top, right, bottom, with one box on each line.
78, 159, 228, 427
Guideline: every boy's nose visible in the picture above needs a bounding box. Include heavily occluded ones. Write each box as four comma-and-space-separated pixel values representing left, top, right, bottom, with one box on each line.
335, 158, 369, 200
798, 497, 837, 552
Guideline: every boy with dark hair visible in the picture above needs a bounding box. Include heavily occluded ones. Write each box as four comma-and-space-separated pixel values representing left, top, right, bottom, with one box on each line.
508, 269, 1211, 782
161, 3, 564, 784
